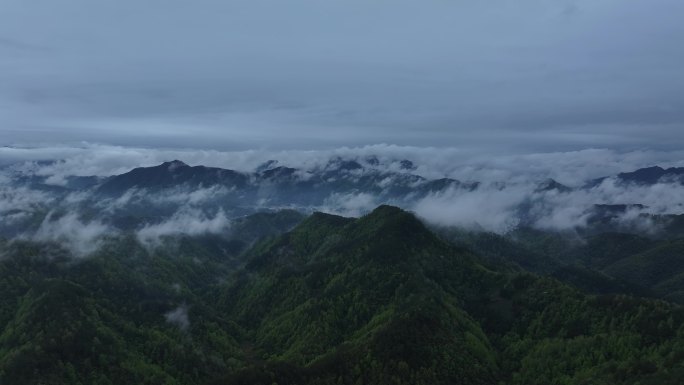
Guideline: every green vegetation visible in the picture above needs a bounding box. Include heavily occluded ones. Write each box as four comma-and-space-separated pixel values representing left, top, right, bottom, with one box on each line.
1, 206, 684, 384
438, 226, 684, 303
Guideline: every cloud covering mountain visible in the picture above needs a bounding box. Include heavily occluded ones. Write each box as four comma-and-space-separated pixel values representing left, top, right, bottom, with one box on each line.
3, 145, 684, 257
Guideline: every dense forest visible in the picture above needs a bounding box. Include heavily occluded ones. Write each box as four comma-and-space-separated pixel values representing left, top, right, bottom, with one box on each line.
1, 206, 684, 384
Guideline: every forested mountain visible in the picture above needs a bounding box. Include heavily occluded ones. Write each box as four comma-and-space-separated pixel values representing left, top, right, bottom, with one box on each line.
4, 159, 684, 383
437, 225, 684, 304
1, 205, 684, 384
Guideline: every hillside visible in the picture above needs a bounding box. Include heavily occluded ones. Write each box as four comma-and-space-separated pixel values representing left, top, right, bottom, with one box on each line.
1, 206, 684, 384
208, 206, 684, 384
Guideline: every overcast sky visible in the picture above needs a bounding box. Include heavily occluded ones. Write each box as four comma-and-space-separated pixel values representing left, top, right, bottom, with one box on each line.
1, 0, 683, 152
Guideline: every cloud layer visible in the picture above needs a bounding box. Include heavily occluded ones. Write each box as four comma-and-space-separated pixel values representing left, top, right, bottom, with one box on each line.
3, 144, 684, 256
1, 1, 683, 151
5, 144, 684, 186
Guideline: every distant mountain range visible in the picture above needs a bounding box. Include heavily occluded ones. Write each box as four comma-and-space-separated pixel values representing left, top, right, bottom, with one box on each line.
92, 158, 477, 205
25, 160, 684, 199
587, 165, 684, 187
3, 158, 684, 240
13, 157, 684, 201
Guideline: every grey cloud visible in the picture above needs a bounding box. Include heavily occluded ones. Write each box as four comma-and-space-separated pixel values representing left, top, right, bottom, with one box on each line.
0, 36, 47, 51
0, 0, 683, 151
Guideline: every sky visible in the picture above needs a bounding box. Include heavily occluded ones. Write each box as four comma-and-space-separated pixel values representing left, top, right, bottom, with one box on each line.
1, 0, 684, 153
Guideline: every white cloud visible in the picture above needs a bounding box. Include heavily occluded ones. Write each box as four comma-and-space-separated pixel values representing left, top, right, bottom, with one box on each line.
0, 186, 54, 214
5, 144, 684, 237
412, 184, 526, 233
165, 304, 190, 331
137, 208, 230, 247
320, 192, 379, 217
151, 185, 232, 206
94, 185, 231, 214
30, 211, 113, 256
5, 144, 684, 187
413, 176, 684, 233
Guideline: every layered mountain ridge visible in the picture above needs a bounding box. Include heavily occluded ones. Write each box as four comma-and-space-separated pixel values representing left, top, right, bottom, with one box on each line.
3, 158, 684, 242
1, 205, 684, 384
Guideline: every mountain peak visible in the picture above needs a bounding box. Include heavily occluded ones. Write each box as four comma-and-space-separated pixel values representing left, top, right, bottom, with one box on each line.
354, 205, 429, 244
256, 159, 279, 173
161, 160, 188, 171
326, 157, 364, 171
96, 160, 248, 195
369, 204, 406, 216
616, 166, 668, 185
535, 178, 570, 193
588, 165, 682, 187
399, 159, 416, 170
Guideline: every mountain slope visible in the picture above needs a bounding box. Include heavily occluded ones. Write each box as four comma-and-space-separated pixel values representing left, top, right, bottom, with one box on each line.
97, 160, 251, 195
602, 239, 684, 303
2, 205, 684, 384
214, 205, 502, 384
210, 206, 684, 385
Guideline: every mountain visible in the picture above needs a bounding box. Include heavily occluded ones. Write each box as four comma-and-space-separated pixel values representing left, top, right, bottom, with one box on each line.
601, 238, 684, 303
97, 160, 250, 195
214, 205, 502, 384
588, 165, 684, 187
617, 166, 684, 185
90, 159, 460, 214
2, 205, 684, 384
445, 226, 684, 305
534, 178, 571, 193
192, 206, 684, 384
0, 210, 305, 384
7, 158, 684, 241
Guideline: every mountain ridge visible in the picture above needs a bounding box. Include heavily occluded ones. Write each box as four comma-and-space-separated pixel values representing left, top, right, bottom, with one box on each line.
1, 205, 684, 383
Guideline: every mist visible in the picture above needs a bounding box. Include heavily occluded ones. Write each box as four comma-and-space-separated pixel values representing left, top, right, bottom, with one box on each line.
3, 144, 684, 258
30, 212, 114, 256
137, 208, 231, 247
5, 144, 684, 185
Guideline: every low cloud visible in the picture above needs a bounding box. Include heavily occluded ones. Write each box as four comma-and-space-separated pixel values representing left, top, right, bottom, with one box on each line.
150, 185, 232, 206
5, 144, 684, 186
30, 211, 113, 256
413, 177, 684, 233
95, 185, 231, 214
320, 192, 380, 217
412, 184, 526, 233
165, 304, 190, 331
4, 144, 684, 241
137, 208, 230, 247
0, 186, 54, 214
